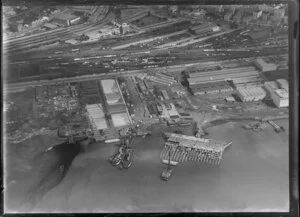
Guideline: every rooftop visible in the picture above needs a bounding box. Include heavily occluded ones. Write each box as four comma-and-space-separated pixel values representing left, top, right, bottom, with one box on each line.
53, 12, 78, 21
164, 132, 227, 151
101, 79, 119, 94
276, 79, 289, 90
275, 89, 289, 98
265, 81, 279, 90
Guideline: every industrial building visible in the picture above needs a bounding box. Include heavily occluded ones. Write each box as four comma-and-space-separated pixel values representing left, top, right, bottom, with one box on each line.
105, 92, 122, 105
108, 104, 127, 114
101, 79, 120, 94
143, 80, 155, 92
161, 89, 170, 100
189, 23, 220, 35
52, 12, 81, 26
264, 79, 289, 108
190, 81, 233, 95
111, 113, 131, 127
156, 73, 176, 82
157, 102, 180, 120
137, 79, 148, 95
86, 104, 108, 130
236, 86, 266, 102
276, 79, 288, 91
188, 67, 261, 95
254, 58, 277, 72
147, 76, 174, 86
100, 79, 132, 126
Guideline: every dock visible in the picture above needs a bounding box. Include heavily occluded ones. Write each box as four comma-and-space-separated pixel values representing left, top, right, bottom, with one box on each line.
160, 133, 232, 165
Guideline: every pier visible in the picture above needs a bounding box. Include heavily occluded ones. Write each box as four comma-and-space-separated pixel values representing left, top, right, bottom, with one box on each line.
160, 133, 232, 165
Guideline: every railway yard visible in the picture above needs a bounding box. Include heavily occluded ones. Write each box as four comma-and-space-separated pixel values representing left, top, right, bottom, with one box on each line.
3, 4, 290, 213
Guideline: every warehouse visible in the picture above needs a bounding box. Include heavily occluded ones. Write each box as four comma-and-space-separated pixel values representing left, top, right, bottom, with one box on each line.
137, 79, 148, 94
86, 104, 108, 130
264, 80, 289, 108
232, 76, 265, 88
189, 23, 219, 35
143, 80, 155, 92
105, 92, 122, 105
190, 81, 233, 95
236, 86, 266, 102
254, 58, 277, 72
148, 77, 173, 86
161, 89, 170, 100
147, 103, 159, 116
101, 79, 119, 94
108, 104, 127, 114
157, 102, 180, 120
111, 113, 131, 127
188, 70, 260, 85
189, 66, 256, 78
276, 79, 288, 91
156, 73, 176, 82
52, 12, 81, 26
188, 66, 263, 96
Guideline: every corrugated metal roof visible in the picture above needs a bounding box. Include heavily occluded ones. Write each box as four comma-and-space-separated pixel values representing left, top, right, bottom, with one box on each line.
101, 79, 119, 94
237, 86, 266, 97
53, 12, 78, 21
188, 71, 259, 84
276, 79, 288, 90
275, 89, 288, 98
189, 67, 255, 78
264, 81, 279, 90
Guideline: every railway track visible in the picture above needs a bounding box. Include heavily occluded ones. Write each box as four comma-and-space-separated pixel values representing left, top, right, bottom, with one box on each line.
4, 8, 115, 53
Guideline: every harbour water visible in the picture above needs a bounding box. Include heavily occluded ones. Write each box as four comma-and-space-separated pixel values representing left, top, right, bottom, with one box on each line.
5, 119, 289, 212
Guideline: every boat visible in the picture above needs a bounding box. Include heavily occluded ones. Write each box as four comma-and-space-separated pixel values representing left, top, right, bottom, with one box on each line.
110, 152, 123, 166
110, 146, 125, 167
161, 148, 174, 181
121, 147, 134, 169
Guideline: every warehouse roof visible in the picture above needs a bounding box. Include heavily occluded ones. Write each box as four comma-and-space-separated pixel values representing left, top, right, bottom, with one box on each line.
276, 79, 288, 90
189, 67, 256, 78
101, 79, 119, 94
265, 81, 279, 90
53, 12, 78, 21
188, 71, 259, 85
43, 23, 58, 29
237, 86, 266, 97
275, 89, 288, 99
